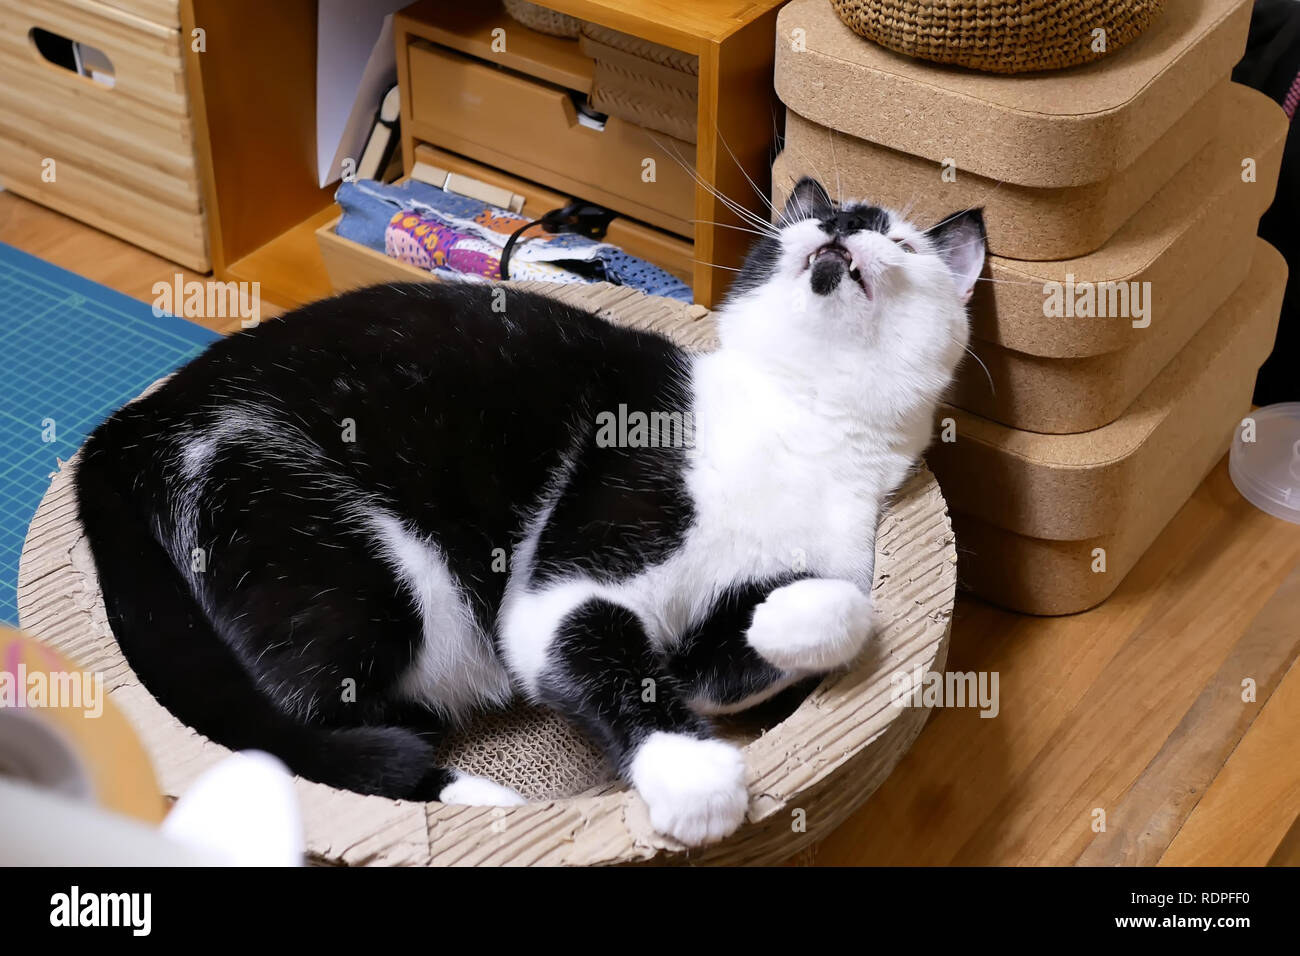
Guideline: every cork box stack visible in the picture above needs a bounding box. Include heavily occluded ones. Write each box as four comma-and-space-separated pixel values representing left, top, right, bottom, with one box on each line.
771, 0, 1288, 615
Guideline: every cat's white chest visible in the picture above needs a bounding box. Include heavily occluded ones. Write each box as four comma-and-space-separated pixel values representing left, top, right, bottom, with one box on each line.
620, 354, 889, 641
685, 403, 881, 586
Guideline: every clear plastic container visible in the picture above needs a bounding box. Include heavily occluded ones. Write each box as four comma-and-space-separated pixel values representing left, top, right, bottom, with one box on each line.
1230, 402, 1300, 525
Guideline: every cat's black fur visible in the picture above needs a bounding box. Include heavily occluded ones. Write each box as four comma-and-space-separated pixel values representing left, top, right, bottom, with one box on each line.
77, 283, 750, 798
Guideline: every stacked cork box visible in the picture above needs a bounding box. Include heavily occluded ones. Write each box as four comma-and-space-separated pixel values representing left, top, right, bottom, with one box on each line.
772, 0, 1288, 615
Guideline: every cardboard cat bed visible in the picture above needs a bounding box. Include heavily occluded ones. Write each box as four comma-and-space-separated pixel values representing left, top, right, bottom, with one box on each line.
925, 243, 1287, 615
775, 0, 1253, 189
17, 282, 957, 866
773, 84, 1287, 434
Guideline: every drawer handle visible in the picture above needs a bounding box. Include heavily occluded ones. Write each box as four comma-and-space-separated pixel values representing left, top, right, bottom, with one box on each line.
29, 27, 115, 89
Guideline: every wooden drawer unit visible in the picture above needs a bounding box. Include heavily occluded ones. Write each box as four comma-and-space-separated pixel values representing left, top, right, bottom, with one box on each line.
406, 40, 695, 237
176, 1, 782, 311
316, 144, 695, 295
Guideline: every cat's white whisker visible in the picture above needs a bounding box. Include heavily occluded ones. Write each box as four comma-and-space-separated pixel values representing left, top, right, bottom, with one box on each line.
689, 219, 774, 238
692, 259, 745, 273
960, 341, 996, 396
715, 125, 779, 221
652, 133, 777, 235
829, 129, 844, 206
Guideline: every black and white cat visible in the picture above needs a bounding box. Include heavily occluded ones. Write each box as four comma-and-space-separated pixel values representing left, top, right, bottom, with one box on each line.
76, 178, 984, 846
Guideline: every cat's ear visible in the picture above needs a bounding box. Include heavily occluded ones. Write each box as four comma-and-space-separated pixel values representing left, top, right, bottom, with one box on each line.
782, 176, 834, 222
926, 209, 987, 304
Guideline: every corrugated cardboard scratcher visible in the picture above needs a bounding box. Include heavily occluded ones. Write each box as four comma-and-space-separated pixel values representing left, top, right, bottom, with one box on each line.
17, 282, 956, 866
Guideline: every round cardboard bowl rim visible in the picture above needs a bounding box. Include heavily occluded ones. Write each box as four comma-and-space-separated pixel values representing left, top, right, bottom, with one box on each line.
18, 281, 956, 865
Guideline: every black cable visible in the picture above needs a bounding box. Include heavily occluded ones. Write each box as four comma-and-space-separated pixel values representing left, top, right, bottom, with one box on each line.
499, 200, 619, 281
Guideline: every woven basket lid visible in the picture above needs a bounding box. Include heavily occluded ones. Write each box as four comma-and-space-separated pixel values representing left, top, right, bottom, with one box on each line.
830, 0, 1168, 74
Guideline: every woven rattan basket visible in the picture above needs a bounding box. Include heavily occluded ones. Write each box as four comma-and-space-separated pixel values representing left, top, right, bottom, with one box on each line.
830, 0, 1168, 74
17, 281, 956, 866
580, 24, 700, 143
503, 0, 582, 38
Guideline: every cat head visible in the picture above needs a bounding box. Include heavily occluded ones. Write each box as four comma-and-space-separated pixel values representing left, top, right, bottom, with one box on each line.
718, 177, 986, 398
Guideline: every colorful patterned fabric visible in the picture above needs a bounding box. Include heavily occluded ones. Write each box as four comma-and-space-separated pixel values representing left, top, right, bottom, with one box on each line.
335, 179, 692, 301
383, 208, 586, 284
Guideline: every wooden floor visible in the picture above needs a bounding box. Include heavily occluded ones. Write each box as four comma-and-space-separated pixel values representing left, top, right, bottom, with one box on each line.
5, 191, 1299, 866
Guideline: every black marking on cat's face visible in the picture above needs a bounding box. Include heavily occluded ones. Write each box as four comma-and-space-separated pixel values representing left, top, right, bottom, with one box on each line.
820, 206, 891, 238
725, 176, 894, 301
725, 228, 785, 300
807, 205, 890, 298
783, 176, 834, 221
924, 208, 988, 303
809, 242, 852, 296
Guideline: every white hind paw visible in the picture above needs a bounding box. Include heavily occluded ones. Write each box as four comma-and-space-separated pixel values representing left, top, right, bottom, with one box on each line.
439, 773, 527, 806
747, 578, 873, 672
629, 732, 748, 846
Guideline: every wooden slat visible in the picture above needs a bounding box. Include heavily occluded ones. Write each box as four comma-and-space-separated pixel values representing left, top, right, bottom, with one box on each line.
0, 134, 208, 269
1077, 564, 1300, 864
398, 2, 594, 93
0, 100, 199, 208
1159, 641, 1300, 865
98, 0, 180, 29
0, 53, 196, 175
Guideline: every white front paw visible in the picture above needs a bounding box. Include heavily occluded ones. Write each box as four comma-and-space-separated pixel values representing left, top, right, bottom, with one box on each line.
746, 578, 873, 672
628, 732, 748, 846
439, 772, 527, 806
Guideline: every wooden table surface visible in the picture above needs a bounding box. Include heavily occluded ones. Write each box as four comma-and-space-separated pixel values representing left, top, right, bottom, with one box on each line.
4, 191, 1298, 866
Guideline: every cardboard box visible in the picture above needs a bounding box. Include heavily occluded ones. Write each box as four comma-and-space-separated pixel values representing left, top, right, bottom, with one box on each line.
774, 84, 1289, 365
926, 241, 1288, 615
774, 0, 1252, 188
779, 82, 1226, 262
947, 85, 1284, 433
948, 234, 1255, 434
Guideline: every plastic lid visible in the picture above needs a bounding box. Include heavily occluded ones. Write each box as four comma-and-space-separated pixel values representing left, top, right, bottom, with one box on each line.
1230, 402, 1300, 525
